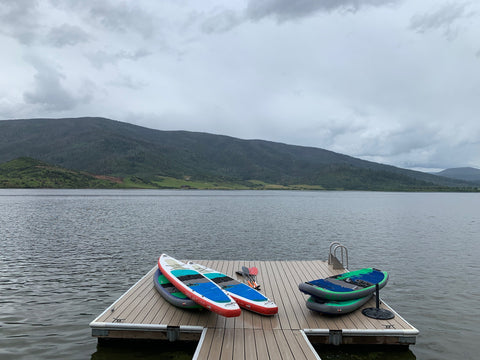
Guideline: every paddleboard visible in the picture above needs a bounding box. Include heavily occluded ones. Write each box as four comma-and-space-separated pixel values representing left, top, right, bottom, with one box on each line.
305, 293, 373, 315
186, 261, 278, 315
153, 268, 201, 309
158, 254, 241, 317
299, 268, 388, 301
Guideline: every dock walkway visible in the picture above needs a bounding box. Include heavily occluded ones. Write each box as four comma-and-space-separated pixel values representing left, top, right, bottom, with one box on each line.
90, 260, 418, 359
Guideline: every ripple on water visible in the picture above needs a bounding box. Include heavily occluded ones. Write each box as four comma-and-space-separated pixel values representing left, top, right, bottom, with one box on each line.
1, 190, 479, 360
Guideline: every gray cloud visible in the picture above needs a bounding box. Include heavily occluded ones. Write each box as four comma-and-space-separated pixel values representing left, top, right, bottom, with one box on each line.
88, 2, 155, 38
23, 60, 75, 111
245, 0, 400, 22
109, 75, 147, 90
0, 0, 40, 44
45, 24, 90, 48
1, 2, 90, 47
409, 2, 475, 40
359, 125, 438, 158
201, 9, 243, 34
23, 56, 90, 111
199, 0, 401, 34
87, 49, 152, 69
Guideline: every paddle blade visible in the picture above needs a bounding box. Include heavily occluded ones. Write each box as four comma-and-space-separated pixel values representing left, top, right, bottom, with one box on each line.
249, 267, 258, 276
246, 279, 260, 290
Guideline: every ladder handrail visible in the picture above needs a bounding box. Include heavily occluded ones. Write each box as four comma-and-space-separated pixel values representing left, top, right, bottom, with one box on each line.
328, 242, 349, 269
328, 242, 341, 265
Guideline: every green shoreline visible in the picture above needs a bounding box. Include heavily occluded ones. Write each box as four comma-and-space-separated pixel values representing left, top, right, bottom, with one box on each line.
1, 157, 478, 192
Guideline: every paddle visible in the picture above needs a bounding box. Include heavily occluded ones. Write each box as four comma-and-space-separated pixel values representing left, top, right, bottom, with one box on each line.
248, 267, 260, 290
242, 266, 260, 290
241, 266, 252, 284
248, 267, 258, 284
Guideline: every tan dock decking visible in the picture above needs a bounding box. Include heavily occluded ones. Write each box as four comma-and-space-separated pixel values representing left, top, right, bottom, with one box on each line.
90, 260, 418, 359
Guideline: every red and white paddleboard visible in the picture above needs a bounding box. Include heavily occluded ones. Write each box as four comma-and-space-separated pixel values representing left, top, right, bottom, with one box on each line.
186, 261, 278, 315
157, 254, 241, 318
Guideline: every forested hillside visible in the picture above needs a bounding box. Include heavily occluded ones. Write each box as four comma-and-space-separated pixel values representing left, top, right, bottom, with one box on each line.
0, 117, 477, 190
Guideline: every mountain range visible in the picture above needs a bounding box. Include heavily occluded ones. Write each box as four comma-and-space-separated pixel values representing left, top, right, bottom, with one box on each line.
432, 167, 480, 182
0, 117, 478, 190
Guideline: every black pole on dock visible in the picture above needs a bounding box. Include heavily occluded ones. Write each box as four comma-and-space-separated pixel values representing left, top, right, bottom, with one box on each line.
362, 284, 395, 320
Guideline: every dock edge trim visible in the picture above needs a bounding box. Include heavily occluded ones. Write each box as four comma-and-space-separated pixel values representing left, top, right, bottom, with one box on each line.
89, 266, 157, 326
192, 328, 208, 360
379, 299, 420, 334
299, 330, 322, 360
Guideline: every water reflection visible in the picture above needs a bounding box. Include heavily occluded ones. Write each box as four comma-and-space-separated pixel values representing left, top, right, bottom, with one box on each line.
90, 340, 197, 360
1, 190, 479, 360
315, 345, 416, 360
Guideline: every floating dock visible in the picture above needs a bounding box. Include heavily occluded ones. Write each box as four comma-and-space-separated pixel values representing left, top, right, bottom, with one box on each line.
90, 259, 418, 359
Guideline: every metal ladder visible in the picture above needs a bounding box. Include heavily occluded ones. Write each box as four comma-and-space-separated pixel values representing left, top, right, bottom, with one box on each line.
328, 242, 349, 270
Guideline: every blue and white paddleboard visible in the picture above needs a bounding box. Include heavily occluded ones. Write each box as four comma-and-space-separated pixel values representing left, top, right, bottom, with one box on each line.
186, 261, 278, 315
158, 254, 241, 317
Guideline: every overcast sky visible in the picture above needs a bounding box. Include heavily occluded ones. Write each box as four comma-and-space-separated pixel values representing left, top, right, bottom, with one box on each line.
1, 0, 479, 171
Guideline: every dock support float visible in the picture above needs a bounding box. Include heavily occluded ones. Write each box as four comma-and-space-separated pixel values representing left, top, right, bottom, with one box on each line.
304, 328, 418, 346
90, 321, 204, 342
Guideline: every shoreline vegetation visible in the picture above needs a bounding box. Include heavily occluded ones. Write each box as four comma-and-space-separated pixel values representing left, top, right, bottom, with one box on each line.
1, 157, 478, 192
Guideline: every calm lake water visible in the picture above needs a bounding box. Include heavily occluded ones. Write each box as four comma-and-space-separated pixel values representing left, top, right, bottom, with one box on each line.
1, 190, 479, 360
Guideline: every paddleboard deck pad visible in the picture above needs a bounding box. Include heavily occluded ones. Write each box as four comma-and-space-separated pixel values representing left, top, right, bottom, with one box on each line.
158, 254, 241, 317
299, 268, 388, 301
187, 262, 278, 315
306, 293, 373, 315
153, 268, 201, 309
